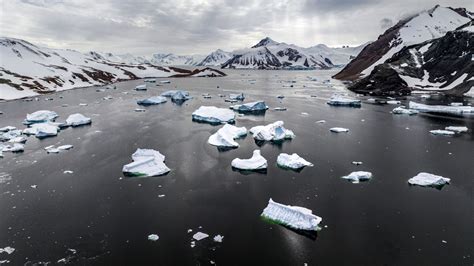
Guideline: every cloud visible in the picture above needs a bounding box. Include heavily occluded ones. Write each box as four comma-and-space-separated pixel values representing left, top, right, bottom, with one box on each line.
379, 18, 393, 29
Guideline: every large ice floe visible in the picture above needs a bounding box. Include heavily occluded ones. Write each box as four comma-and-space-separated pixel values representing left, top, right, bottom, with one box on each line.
277, 153, 313, 170
23, 123, 59, 138
122, 148, 170, 177
327, 95, 361, 107
24, 110, 58, 124
249, 121, 295, 142
137, 96, 167, 106
445, 126, 468, 133
231, 150, 267, 171
261, 198, 322, 231
408, 172, 450, 188
392, 106, 419, 115
408, 101, 474, 115
208, 124, 247, 148
192, 106, 235, 124
230, 101, 268, 113
341, 171, 373, 183
66, 113, 91, 127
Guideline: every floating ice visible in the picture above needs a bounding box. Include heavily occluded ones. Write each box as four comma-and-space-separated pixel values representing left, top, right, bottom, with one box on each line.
0, 129, 22, 141
430, 130, 455, 136
231, 150, 267, 170
0, 126, 16, 132
8, 136, 27, 143
161, 90, 189, 98
387, 100, 401, 105
122, 148, 170, 177
23, 123, 59, 138
230, 101, 268, 112
445, 126, 468, 133
229, 93, 245, 101
148, 234, 159, 241
25, 110, 58, 124
316, 120, 326, 124
327, 95, 361, 107
171, 90, 192, 102
352, 161, 363, 165
213, 235, 224, 243
342, 171, 372, 183
408, 172, 450, 187
159, 80, 171, 84
135, 84, 147, 91
208, 124, 247, 148
2, 143, 24, 153
249, 121, 295, 142
192, 232, 209, 241
192, 106, 235, 124
66, 114, 91, 127
392, 107, 419, 115
409, 101, 474, 115
330, 127, 349, 133
277, 153, 313, 170
144, 78, 156, 83
274, 107, 287, 111
261, 198, 322, 231
137, 96, 167, 106
0, 247, 15, 255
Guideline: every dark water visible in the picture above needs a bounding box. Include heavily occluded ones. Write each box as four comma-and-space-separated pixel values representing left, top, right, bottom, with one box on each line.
0, 69, 473, 265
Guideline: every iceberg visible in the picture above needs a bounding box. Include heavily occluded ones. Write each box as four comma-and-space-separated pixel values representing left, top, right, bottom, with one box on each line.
445, 126, 468, 133
135, 84, 147, 91
23, 123, 59, 138
409, 101, 474, 115
329, 127, 349, 133
161, 90, 189, 98
192, 106, 235, 124
208, 124, 247, 148
327, 95, 361, 107
137, 96, 167, 106
192, 232, 209, 241
213, 235, 224, 243
66, 113, 92, 127
230, 101, 268, 113
231, 150, 267, 170
392, 107, 418, 115
277, 153, 313, 170
341, 171, 372, 183
25, 110, 58, 124
229, 93, 245, 101
144, 79, 156, 83
408, 172, 450, 187
249, 121, 295, 142
430, 130, 455, 136
171, 90, 192, 102
122, 148, 170, 177
261, 198, 322, 231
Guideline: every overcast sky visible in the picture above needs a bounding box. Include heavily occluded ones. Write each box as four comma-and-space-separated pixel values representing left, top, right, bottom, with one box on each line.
0, 0, 472, 55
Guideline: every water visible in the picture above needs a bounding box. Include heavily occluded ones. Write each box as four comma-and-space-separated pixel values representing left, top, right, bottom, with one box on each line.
0, 69, 473, 265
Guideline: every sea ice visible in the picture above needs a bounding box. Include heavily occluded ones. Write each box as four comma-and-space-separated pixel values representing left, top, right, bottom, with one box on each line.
327, 95, 361, 107
261, 198, 322, 231
171, 90, 192, 102
445, 126, 468, 133
330, 127, 349, 133
192, 106, 235, 124
148, 234, 159, 241
249, 121, 295, 142
122, 148, 170, 177
208, 124, 247, 148
387, 100, 401, 105
430, 130, 455, 136
392, 107, 419, 115
23, 123, 59, 138
2, 143, 24, 152
66, 114, 91, 127
25, 110, 58, 124
213, 235, 224, 243
137, 96, 167, 106
192, 232, 209, 241
230, 101, 268, 112
0, 126, 16, 132
342, 171, 372, 183
0, 247, 15, 255
409, 101, 474, 115
135, 84, 147, 91
0, 130, 23, 141
229, 93, 245, 101
408, 172, 450, 187
231, 150, 267, 170
277, 153, 313, 170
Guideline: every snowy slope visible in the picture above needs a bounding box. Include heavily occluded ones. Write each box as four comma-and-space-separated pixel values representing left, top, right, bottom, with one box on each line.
334, 5, 472, 80
150, 53, 205, 66
197, 49, 234, 66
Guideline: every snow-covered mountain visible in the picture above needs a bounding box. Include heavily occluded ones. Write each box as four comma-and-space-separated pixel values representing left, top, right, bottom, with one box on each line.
334, 5, 473, 80
197, 49, 234, 66
221, 37, 366, 70
150, 53, 205, 66
0, 37, 224, 100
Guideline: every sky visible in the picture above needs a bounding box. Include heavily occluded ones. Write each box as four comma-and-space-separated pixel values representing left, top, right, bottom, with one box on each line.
0, 0, 472, 55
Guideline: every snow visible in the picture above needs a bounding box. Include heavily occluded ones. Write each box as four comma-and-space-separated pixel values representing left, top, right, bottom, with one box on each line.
230, 101, 268, 112
231, 150, 267, 170
148, 234, 159, 241
66, 113, 91, 127
445, 126, 468, 133
430, 130, 455, 136
330, 127, 349, 133
261, 198, 322, 231
25, 110, 58, 124
409, 101, 474, 115
400, 72, 468, 91
249, 121, 295, 142
277, 153, 313, 170
192, 232, 209, 241
192, 106, 235, 124
208, 124, 247, 148
137, 96, 167, 106
342, 171, 373, 183
392, 106, 418, 115
198, 49, 234, 66
327, 95, 361, 107
408, 172, 450, 187
122, 148, 170, 177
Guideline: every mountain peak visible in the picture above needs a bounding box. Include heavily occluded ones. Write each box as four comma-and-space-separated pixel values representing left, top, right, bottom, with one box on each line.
252, 37, 279, 48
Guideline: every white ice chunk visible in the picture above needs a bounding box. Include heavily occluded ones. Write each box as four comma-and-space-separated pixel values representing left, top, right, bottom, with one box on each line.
387, 100, 401, 105
66, 114, 91, 127
8, 136, 27, 143
0, 126, 16, 132
408, 172, 450, 187
342, 171, 372, 183
229, 93, 245, 101
2, 143, 24, 153
392, 107, 419, 115
0, 247, 15, 255
192, 232, 209, 241
445, 126, 468, 133
230, 101, 268, 112
148, 234, 159, 241
231, 150, 267, 170
57, 145, 73, 150
25, 110, 58, 123
213, 235, 224, 243
208, 124, 247, 148
409, 101, 474, 115
192, 106, 235, 124
430, 130, 455, 136
0, 130, 22, 141
122, 148, 170, 177
261, 198, 322, 231
171, 90, 191, 102
277, 153, 313, 170
135, 84, 147, 91
330, 127, 349, 133
249, 121, 295, 142
327, 95, 361, 107
24, 123, 59, 138
137, 96, 167, 106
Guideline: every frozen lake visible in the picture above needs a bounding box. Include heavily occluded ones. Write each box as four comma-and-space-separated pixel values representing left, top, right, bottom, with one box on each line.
0, 69, 473, 265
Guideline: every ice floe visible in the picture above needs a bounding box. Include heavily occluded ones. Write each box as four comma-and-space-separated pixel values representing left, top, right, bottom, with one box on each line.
213, 235, 224, 243
429, 130, 455, 136
261, 198, 322, 231
192, 106, 235, 124
277, 153, 313, 170
135, 84, 147, 91
341, 171, 372, 183
137, 96, 167, 106
445, 126, 468, 133
249, 121, 295, 142
230, 101, 268, 112
171, 90, 192, 102
408, 172, 450, 187
25, 110, 58, 124
392, 107, 418, 115
231, 150, 267, 170
0, 247, 15, 255
329, 127, 349, 133
327, 95, 361, 107
409, 101, 474, 115
192, 232, 209, 241
23, 123, 59, 138
66, 113, 91, 127
0, 126, 16, 132
229, 93, 245, 101
0, 129, 22, 141
148, 234, 159, 241
122, 148, 170, 177
208, 124, 247, 148
1, 143, 24, 153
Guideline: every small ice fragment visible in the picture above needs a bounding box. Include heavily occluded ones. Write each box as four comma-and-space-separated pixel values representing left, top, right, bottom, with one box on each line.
135, 108, 146, 112
429, 130, 455, 136
274, 107, 287, 111
158, 194, 165, 198
159, 80, 171, 84
135, 84, 147, 91
187, 229, 193, 233
277, 153, 313, 170
137, 96, 167, 106
122, 148, 170, 177
79, 103, 88, 106
208, 124, 247, 148
316, 120, 326, 124
327, 95, 361, 107
0, 247, 15, 254
277, 95, 284, 99
231, 150, 267, 171
66, 114, 91, 127
25, 110, 58, 124
387, 100, 401, 105
0, 126, 16, 132
171, 91, 192, 102
57, 145, 73, 150
193, 232, 209, 241
444, 126, 468, 133
148, 234, 159, 241
192, 106, 235, 124
229, 93, 245, 101
342, 171, 372, 183
301, 112, 309, 116
352, 161, 363, 165
441, 240, 447, 244
31, 185, 37, 189
392, 107, 418, 115
144, 78, 156, 83
449, 102, 463, 106
408, 172, 450, 187
63, 170, 74, 174
230, 101, 268, 112
213, 235, 224, 243
330, 127, 349, 133
261, 198, 322, 231
2, 143, 24, 153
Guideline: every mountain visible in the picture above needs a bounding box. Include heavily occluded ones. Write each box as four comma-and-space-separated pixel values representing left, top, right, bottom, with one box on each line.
197, 49, 234, 66
0, 37, 224, 100
150, 53, 205, 66
221, 37, 366, 70
334, 5, 472, 80
348, 22, 474, 96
